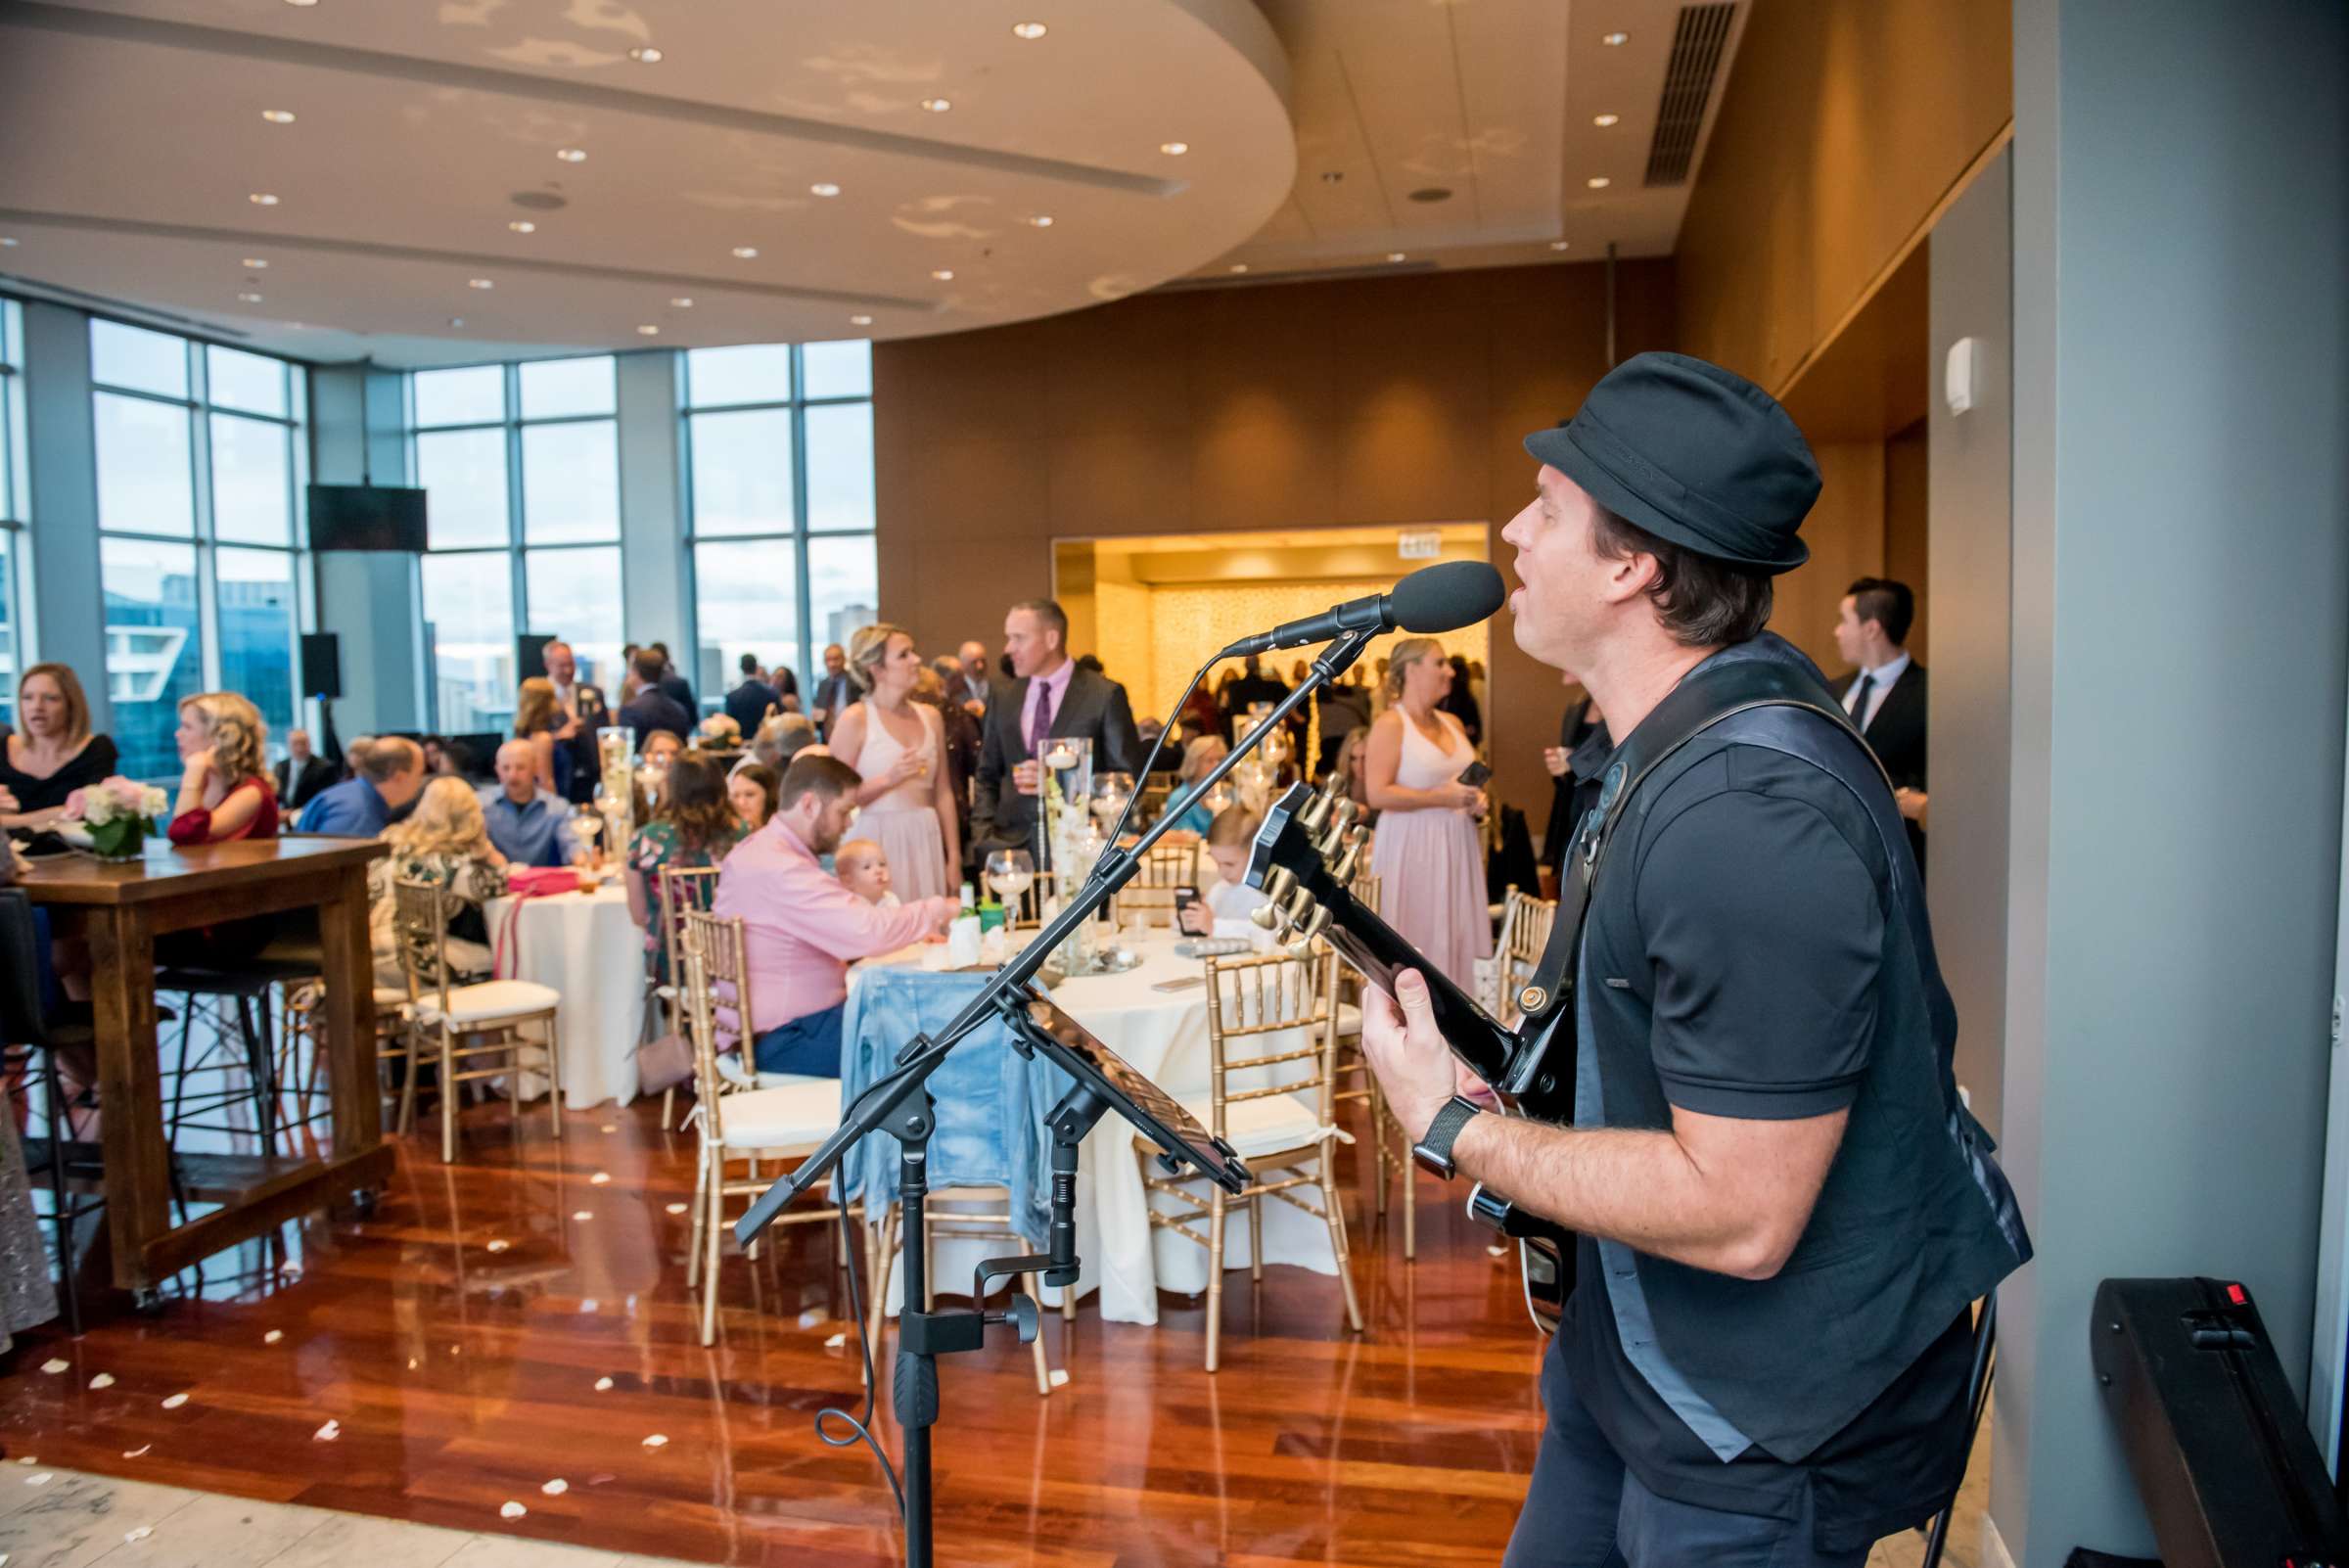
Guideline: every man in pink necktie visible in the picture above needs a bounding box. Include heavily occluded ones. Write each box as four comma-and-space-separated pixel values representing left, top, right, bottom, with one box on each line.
714, 755, 958, 1077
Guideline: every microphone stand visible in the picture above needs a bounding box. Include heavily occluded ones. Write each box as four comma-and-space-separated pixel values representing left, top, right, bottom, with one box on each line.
734, 624, 1380, 1568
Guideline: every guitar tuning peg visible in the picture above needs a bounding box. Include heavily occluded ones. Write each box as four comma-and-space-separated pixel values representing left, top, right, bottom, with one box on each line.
1298, 904, 1332, 944
1263, 866, 1297, 903
1334, 800, 1359, 829
1331, 848, 1359, 885
1347, 824, 1370, 851
1282, 887, 1316, 926
1250, 901, 1281, 931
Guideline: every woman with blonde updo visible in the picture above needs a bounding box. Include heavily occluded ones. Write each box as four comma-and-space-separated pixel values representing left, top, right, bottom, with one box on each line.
1363, 637, 1489, 989
369, 775, 510, 986
827, 623, 957, 899
166, 691, 280, 844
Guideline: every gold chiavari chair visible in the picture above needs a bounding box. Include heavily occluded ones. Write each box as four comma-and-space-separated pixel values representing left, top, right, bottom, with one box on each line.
1135, 777, 1174, 829
657, 863, 724, 1126
1325, 871, 1417, 1254
1495, 888, 1558, 1029
392, 876, 563, 1163
1117, 840, 1197, 929
678, 908, 854, 1346
1139, 946, 1361, 1371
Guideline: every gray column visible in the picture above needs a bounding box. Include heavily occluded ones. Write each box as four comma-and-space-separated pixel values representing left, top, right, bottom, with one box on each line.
1995, 2, 2349, 1563
615, 348, 688, 684
20, 300, 109, 730
309, 363, 425, 735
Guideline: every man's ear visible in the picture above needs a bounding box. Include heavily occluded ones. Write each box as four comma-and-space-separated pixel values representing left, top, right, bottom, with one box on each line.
1597, 547, 1659, 607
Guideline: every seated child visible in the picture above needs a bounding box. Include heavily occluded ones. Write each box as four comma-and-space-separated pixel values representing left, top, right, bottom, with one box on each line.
836, 839, 900, 908
1176, 806, 1271, 939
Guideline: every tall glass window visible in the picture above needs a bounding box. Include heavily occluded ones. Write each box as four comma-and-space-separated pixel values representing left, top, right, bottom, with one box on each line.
684, 341, 876, 699
410, 355, 621, 734
0, 301, 25, 721
88, 322, 308, 781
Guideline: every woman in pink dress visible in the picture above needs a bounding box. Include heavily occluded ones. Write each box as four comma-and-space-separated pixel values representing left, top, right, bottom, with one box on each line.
831, 623, 960, 901
1364, 637, 1490, 990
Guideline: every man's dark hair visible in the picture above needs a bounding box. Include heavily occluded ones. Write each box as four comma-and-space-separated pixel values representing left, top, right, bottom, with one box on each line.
1011, 598, 1070, 643
1075, 653, 1103, 675
739, 652, 760, 675
1845, 576, 1915, 647
630, 649, 667, 684
649, 640, 671, 661
1590, 506, 1774, 648
779, 753, 861, 811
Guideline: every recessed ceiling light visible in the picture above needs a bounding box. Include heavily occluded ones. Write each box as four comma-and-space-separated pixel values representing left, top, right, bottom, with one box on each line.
238, 292, 263, 303
931, 268, 954, 281
1549, 240, 1571, 251
636, 324, 660, 336
1386, 252, 1406, 262
468, 277, 494, 290
1593, 114, 1620, 127
1011, 22, 1047, 39
1319, 170, 1344, 185
508, 219, 536, 233
1228, 263, 1248, 273
628, 46, 663, 63
920, 97, 951, 113
449, 317, 465, 328
284, 0, 318, 8
0, 238, 18, 248
242, 256, 269, 269
1601, 30, 1629, 46
850, 313, 874, 326
249, 192, 279, 206
556, 147, 587, 163
1027, 214, 1053, 227
731, 246, 759, 258
1586, 176, 1611, 189
669, 297, 694, 308
1160, 141, 1189, 156
810, 182, 841, 198
261, 110, 297, 125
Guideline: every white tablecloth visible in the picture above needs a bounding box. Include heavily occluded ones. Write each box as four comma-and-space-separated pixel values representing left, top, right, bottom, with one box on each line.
853, 926, 1340, 1325
485, 878, 646, 1109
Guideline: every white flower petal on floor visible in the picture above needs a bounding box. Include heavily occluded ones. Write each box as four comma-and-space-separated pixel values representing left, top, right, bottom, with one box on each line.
161, 1393, 190, 1408
485, 1240, 510, 1253
664, 1203, 687, 1215
823, 1333, 846, 1349
499, 1501, 528, 1520
263, 1330, 284, 1345
572, 1210, 593, 1222
541, 1479, 569, 1495
641, 1434, 668, 1449
122, 1445, 152, 1458
314, 1420, 340, 1442
589, 1172, 611, 1185
592, 1376, 614, 1391
124, 1526, 155, 1544
39, 1360, 67, 1375
88, 1373, 115, 1389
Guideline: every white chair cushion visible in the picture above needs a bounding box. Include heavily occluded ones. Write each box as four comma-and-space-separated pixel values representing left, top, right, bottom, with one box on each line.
1181, 1091, 1326, 1160
715, 1081, 843, 1151
1335, 1001, 1362, 1038
372, 987, 408, 1009
412, 979, 561, 1026
714, 1054, 824, 1092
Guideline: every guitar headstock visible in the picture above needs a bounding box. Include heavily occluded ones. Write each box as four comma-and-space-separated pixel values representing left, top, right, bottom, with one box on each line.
1245, 779, 1372, 953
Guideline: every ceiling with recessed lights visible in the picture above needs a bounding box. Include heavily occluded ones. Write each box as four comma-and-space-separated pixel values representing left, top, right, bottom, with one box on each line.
0, 0, 1744, 366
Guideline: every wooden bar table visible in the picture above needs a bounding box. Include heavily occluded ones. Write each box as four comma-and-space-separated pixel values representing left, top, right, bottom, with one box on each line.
21, 836, 393, 1305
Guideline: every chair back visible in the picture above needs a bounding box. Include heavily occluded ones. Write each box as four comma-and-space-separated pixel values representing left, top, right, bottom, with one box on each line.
658, 862, 721, 993
678, 907, 755, 1114
0, 889, 53, 1046
1136, 778, 1173, 829
1496, 889, 1557, 1027
1201, 947, 1336, 1138
391, 875, 458, 1014
1118, 841, 1195, 927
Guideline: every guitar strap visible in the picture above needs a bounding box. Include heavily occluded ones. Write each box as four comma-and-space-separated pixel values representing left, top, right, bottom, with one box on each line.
1512, 656, 1877, 1044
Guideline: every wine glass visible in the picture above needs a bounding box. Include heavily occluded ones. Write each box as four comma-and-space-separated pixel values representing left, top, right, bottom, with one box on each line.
1089, 771, 1134, 823
986, 849, 1036, 907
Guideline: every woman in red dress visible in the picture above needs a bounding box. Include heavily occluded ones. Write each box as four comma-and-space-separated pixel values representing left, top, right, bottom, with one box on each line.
166, 691, 281, 845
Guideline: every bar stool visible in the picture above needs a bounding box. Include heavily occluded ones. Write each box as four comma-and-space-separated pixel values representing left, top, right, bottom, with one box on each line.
0, 888, 101, 1336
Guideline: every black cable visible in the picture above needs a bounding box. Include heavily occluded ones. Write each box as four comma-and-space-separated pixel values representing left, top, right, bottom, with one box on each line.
814, 1203, 907, 1529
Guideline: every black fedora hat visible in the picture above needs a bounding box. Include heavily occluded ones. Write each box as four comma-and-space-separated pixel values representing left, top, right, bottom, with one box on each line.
1524, 350, 1820, 574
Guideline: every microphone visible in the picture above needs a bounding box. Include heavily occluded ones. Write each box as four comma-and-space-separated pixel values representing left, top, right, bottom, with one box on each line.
1218, 560, 1506, 658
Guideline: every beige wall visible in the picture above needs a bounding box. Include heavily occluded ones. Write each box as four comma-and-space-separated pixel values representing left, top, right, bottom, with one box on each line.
1675, 0, 2010, 393
872, 259, 1677, 838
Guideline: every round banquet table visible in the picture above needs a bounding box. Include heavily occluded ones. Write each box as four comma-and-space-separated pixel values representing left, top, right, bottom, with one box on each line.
484, 875, 647, 1109
851, 924, 1341, 1325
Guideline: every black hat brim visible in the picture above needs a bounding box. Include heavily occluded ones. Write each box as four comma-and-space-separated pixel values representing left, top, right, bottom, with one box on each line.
1523, 424, 1811, 575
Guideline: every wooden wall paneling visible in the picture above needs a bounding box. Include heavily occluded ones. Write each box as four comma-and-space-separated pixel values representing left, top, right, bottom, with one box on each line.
1768, 440, 1886, 675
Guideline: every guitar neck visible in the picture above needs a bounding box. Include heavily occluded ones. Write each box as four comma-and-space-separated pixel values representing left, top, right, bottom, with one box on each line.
1308, 874, 1518, 1087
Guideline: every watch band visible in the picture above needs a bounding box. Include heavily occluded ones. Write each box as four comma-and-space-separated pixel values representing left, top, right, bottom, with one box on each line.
1411, 1095, 1484, 1180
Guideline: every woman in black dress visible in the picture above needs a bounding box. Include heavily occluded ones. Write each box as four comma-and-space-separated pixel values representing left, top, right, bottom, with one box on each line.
0, 664, 117, 833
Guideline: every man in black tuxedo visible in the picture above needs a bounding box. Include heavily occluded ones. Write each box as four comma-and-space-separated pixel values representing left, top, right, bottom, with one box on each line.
1832, 576, 1928, 862
973, 598, 1141, 861
648, 640, 696, 715
273, 726, 337, 810
619, 649, 693, 749
724, 653, 781, 737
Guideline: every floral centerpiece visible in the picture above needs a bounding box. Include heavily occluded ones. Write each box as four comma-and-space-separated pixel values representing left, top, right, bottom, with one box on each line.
698, 713, 742, 748
60, 775, 170, 860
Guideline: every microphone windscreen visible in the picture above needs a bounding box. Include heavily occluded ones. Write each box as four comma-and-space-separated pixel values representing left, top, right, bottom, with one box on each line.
1391, 561, 1506, 634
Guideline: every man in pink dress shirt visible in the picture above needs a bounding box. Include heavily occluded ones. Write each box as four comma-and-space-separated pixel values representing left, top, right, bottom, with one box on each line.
714, 755, 959, 1077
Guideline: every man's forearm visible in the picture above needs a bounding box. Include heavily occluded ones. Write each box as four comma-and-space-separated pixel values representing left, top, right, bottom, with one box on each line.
1451, 1114, 1788, 1280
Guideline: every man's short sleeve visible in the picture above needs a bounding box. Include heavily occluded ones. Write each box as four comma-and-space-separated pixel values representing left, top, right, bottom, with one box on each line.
1636, 784, 1881, 1119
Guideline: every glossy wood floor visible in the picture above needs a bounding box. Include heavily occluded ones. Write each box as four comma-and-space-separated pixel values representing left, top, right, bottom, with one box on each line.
3, 1088, 1556, 1567
2, 1089, 1989, 1567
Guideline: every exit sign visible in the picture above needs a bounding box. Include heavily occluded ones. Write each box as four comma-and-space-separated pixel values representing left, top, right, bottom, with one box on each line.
1397, 529, 1443, 559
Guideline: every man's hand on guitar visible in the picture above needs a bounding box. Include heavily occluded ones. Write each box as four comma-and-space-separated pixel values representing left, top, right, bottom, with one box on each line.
1359, 968, 1466, 1145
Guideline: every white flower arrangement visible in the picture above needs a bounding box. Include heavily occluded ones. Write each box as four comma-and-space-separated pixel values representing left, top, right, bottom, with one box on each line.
699, 713, 742, 747
64, 775, 169, 827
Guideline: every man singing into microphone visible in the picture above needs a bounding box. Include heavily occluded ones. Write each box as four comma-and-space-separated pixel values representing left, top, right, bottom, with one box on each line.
1359, 352, 2028, 1566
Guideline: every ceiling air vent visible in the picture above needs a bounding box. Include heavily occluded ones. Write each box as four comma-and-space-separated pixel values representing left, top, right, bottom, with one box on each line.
1642, 2, 1735, 187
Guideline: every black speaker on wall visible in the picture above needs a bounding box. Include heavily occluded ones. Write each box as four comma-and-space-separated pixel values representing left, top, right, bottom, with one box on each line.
517, 633, 555, 682
299, 632, 343, 700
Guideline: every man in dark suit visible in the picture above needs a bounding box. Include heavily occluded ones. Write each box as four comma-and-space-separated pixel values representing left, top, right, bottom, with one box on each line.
948, 640, 992, 717
725, 653, 781, 738
619, 649, 693, 749
648, 641, 695, 715
273, 726, 337, 811
807, 642, 855, 740
1832, 576, 1929, 861
542, 639, 607, 804
973, 598, 1142, 861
